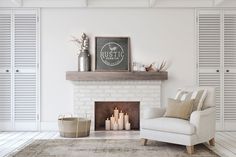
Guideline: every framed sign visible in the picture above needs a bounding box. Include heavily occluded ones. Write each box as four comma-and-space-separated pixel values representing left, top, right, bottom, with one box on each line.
95, 37, 130, 71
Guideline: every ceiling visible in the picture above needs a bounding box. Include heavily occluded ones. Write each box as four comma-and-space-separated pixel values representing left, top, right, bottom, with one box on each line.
0, 0, 236, 8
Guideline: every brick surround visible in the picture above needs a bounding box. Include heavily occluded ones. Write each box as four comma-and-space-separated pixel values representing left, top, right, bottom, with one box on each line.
73, 81, 161, 130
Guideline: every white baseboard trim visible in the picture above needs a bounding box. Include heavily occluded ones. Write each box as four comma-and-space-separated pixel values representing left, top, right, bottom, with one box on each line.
40, 122, 58, 131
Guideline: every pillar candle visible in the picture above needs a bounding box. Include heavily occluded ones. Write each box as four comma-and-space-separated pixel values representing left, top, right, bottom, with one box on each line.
110, 115, 115, 130
114, 107, 119, 121
119, 111, 124, 120
118, 118, 123, 130
124, 113, 129, 125
113, 121, 118, 130
119, 111, 124, 129
125, 122, 131, 130
105, 118, 110, 131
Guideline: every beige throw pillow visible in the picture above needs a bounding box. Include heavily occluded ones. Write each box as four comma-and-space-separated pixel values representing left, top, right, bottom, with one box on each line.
164, 98, 194, 120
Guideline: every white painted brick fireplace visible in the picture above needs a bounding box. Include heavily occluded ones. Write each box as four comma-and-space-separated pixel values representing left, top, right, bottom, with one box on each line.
73, 80, 162, 130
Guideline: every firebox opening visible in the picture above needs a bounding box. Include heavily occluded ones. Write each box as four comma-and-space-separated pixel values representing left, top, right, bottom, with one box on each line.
94, 101, 140, 131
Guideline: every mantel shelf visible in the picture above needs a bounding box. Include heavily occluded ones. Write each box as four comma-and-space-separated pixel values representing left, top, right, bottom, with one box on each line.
66, 71, 168, 81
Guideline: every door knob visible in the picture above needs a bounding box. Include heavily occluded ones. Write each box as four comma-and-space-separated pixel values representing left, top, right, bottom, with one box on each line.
226, 70, 230, 72
216, 70, 219, 72
16, 69, 19, 72
5, 70, 9, 72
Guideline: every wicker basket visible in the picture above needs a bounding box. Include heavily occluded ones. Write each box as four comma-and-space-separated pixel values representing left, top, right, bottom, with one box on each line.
58, 116, 91, 138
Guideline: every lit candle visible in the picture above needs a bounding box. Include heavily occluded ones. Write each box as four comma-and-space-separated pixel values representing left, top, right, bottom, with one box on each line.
105, 118, 110, 131
110, 115, 115, 130
124, 113, 129, 125
119, 111, 124, 130
119, 110, 124, 118
113, 121, 118, 130
114, 107, 119, 121
125, 122, 131, 130
118, 118, 123, 130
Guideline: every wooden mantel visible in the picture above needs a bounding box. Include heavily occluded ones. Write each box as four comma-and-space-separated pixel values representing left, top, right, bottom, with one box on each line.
66, 71, 168, 81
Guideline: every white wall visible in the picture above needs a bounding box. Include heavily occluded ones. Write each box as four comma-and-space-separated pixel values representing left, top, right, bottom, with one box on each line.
41, 8, 196, 129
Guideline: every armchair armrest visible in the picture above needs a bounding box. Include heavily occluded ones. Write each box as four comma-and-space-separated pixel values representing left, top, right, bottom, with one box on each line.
190, 107, 216, 138
143, 107, 166, 119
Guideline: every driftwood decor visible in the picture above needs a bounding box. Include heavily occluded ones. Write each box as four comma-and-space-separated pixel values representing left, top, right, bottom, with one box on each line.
145, 60, 168, 72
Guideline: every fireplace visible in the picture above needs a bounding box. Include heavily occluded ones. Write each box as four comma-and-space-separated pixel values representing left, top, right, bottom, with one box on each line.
95, 101, 140, 131
73, 80, 161, 130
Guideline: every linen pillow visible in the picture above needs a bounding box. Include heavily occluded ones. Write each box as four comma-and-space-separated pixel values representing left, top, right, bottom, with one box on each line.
174, 89, 208, 111
164, 98, 194, 120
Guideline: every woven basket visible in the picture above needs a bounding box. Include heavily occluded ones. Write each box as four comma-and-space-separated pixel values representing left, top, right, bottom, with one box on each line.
58, 116, 91, 138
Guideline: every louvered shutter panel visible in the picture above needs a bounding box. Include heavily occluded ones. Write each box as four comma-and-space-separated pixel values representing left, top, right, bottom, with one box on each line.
223, 11, 236, 121
197, 10, 222, 121
13, 11, 38, 123
0, 9, 39, 131
0, 11, 12, 121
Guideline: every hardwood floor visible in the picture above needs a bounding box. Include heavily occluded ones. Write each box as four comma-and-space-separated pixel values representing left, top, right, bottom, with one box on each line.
205, 132, 236, 157
0, 131, 235, 157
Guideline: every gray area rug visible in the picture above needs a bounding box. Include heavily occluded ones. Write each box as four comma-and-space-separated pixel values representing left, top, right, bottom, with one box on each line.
10, 139, 219, 157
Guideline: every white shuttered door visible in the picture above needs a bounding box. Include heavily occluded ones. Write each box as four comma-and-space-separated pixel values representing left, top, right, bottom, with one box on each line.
0, 10, 12, 130
197, 10, 236, 130
223, 10, 236, 130
0, 9, 39, 131
197, 10, 222, 129
13, 10, 39, 130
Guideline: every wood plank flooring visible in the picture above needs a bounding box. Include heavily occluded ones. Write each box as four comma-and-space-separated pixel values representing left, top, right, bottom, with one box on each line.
0, 131, 235, 157
205, 132, 236, 157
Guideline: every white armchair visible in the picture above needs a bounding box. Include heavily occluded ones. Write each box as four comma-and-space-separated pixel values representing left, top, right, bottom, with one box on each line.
140, 87, 216, 154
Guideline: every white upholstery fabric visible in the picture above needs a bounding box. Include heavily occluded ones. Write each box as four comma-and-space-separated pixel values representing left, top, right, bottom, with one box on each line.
142, 117, 195, 135
140, 129, 197, 146
140, 86, 216, 147
190, 107, 215, 138
198, 87, 215, 109
143, 107, 166, 119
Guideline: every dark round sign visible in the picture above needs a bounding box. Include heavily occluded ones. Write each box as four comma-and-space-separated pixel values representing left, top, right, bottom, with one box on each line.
100, 42, 124, 66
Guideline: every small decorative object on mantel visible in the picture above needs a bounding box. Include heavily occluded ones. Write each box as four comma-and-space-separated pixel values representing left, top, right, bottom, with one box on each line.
133, 62, 146, 71
95, 37, 130, 71
145, 60, 168, 72
72, 33, 91, 72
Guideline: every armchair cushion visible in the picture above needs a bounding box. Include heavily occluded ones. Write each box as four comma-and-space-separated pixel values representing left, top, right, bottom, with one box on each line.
164, 98, 194, 120
142, 117, 196, 135
143, 107, 166, 119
